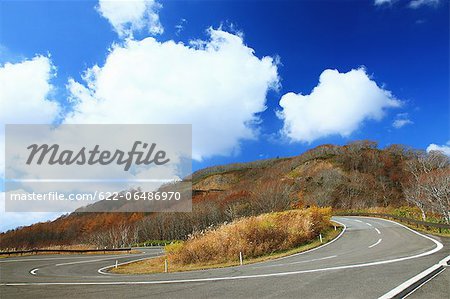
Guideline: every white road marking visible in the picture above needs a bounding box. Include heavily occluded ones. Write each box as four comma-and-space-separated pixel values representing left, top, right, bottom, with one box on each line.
3, 217, 443, 287
29, 268, 39, 275
403, 268, 446, 298
380, 255, 450, 299
354, 219, 363, 223
375, 228, 381, 234
368, 238, 382, 248
365, 222, 373, 227
254, 255, 337, 269
55, 254, 141, 266
98, 256, 161, 275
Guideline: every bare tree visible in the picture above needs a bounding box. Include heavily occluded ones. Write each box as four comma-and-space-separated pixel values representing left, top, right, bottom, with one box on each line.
404, 150, 450, 222
251, 181, 293, 213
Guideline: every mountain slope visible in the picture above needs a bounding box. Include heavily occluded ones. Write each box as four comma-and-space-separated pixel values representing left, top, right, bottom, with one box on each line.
0, 141, 425, 249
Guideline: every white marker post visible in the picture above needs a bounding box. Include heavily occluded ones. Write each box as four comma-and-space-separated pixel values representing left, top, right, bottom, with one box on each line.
334, 225, 337, 231
239, 252, 243, 266
319, 233, 323, 243
115, 260, 118, 268
164, 259, 168, 273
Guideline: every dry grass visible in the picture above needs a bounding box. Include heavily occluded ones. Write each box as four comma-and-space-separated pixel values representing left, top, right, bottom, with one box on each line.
112, 207, 337, 274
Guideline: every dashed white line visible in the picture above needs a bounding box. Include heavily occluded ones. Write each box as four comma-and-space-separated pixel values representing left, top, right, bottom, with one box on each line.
354, 219, 363, 223
365, 222, 373, 227
375, 228, 381, 234
29, 268, 39, 275
369, 238, 382, 248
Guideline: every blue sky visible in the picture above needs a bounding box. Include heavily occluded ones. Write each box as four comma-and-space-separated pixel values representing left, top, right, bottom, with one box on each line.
0, 0, 449, 230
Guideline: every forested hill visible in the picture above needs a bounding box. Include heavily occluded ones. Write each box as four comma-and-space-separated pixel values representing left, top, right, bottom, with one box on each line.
1, 140, 448, 249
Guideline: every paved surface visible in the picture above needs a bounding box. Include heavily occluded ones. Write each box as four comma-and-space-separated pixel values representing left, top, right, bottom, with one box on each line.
408, 264, 450, 299
0, 216, 448, 298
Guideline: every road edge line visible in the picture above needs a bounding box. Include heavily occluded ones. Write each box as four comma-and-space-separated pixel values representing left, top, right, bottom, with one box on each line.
98, 253, 163, 275
379, 255, 450, 299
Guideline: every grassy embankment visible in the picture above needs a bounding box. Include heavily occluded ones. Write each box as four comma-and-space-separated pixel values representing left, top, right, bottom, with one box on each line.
112, 207, 341, 274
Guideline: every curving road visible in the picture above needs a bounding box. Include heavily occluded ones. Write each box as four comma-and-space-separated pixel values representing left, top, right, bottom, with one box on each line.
1, 217, 448, 298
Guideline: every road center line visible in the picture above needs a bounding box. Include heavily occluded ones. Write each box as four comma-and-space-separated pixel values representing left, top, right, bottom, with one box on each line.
369, 238, 382, 248
29, 268, 38, 275
365, 222, 373, 227
354, 219, 363, 223
375, 228, 381, 234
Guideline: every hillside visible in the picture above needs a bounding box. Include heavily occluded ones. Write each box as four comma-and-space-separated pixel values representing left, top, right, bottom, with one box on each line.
1, 140, 448, 249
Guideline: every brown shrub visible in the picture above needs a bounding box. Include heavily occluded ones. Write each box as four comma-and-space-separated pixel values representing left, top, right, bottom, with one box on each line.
166, 207, 331, 265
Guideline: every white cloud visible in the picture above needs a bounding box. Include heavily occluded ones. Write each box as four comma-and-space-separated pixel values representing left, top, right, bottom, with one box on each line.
0, 56, 62, 233
427, 141, 450, 156
393, 113, 413, 128
175, 18, 187, 35
0, 56, 60, 125
65, 29, 279, 160
374, 0, 439, 8
374, 0, 394, 5
277, 68, 401, 143
393, 119, 413, 128
97, 0, 163, 38
0, 56, 61, 176
409, 0, 439, 9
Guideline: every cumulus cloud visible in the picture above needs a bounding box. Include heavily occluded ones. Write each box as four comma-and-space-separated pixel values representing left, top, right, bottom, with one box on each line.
0, 56, 60, 125
97, 0, 163, 38
409, 0, 440, 9
0, 56, 61, 176
393, 113, 413, 128
65, 29, 279, 160
427, 141, 450, 156
0, 56, 62, 232
277, 68, 401, 143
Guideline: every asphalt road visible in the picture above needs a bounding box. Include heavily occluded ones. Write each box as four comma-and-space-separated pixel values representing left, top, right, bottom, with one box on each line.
1, 216, 448, 299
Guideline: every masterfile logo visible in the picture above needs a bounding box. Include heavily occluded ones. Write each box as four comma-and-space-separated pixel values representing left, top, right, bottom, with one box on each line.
25, 141, 170, 171
5, 124, 192, 213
